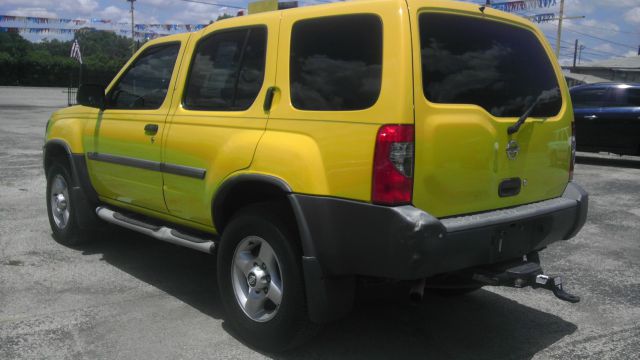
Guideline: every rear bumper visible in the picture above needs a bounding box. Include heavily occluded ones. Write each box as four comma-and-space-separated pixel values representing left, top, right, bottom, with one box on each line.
291, 182, 588, 280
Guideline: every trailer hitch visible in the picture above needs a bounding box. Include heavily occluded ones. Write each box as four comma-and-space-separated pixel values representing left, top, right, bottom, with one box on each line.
472, 261, 580, 303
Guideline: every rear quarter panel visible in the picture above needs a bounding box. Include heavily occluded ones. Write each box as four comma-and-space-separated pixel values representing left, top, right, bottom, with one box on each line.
251, 0, 414, 201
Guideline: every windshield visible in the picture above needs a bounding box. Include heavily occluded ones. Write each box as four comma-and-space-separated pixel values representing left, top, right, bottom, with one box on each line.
419, 13, 562, 118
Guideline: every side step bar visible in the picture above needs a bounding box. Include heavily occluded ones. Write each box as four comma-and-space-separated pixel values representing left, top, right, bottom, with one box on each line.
96, 206, 217, 254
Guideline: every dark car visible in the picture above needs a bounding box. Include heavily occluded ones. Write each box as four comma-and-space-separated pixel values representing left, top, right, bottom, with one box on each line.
570, 82, 640, 156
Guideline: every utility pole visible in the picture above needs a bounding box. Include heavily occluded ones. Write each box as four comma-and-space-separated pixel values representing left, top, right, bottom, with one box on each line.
127, 0, 136, 56
578, 45, 585, 64
555, 0, 565, 57
572, 39, 578, 68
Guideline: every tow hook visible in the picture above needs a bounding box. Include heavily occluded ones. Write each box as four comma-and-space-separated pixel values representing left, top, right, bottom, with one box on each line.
472, 261, 580, 303
533, 274, 580, 303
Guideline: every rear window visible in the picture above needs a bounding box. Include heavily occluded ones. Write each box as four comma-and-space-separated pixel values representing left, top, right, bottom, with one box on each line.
419, 13, 562, 118
290, 14, 382, 111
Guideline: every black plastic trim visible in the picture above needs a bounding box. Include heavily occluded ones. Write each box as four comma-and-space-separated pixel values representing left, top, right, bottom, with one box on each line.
43, 140, 100, 229
87, 152, 160, 171
113, 212, 161, 231
212, 173, 292, 231
302, 257, 355, 323
87, 152, 206, 179
441, 197, 576, 233
170, 229, 209, 243
291, 182, 588, 280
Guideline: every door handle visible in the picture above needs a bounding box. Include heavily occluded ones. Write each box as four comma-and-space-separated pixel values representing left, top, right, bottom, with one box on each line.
263, 86, 276, 112
584, 115, 597, 120
144, 124, 159, 135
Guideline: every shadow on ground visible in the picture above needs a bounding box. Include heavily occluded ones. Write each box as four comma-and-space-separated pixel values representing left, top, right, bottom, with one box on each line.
576, 155, 640, 169
72, 228, 576, 360
75, 226, 223, 319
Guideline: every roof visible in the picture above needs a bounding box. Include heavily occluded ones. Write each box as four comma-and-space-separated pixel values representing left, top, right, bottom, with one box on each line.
570, 82, 640, 91
577, 56, 640, 69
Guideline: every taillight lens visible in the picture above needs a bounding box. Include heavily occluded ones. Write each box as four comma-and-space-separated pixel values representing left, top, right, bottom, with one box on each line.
372, 124, 414, 205
569, 119, 576, 180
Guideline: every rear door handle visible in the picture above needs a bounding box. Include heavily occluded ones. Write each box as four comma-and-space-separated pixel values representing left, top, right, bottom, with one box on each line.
144, 124, 159, 135
263, 86, 276, 112
584, 115, 597, 120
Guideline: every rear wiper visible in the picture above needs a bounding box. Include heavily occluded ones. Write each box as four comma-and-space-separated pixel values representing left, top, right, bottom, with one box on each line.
507, 88, 559, 136
507, 98, 541, 135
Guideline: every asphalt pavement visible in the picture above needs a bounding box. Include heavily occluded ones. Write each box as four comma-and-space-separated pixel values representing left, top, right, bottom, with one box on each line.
0, 86, 638, 359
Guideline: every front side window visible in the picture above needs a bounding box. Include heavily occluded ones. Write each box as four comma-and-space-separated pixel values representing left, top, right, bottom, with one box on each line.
571, 88, 607, 108
183, 27, 267, 111
290, 14, 382, 111
106, 43, 180, 110
419, 13, 562, 117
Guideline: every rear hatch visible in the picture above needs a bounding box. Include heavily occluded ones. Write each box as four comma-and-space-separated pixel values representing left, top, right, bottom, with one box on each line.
410, 4, 572, 218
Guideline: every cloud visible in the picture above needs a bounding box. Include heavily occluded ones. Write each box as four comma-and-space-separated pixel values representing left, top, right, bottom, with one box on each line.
59, 0, 99, 16
7, 7, 58, 18
624, 7, 640, 24
599, 0, 640, 8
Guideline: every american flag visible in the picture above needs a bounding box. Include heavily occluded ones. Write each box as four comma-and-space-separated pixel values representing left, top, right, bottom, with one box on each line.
70, 39, 83, 64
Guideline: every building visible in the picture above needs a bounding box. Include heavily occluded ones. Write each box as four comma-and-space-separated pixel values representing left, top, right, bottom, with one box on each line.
564, 56, 640, 86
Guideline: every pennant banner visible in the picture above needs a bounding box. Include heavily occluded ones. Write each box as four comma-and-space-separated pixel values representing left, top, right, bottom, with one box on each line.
0, 14, 207, 40
491, 0, 557, 13
528, 13, 556, 23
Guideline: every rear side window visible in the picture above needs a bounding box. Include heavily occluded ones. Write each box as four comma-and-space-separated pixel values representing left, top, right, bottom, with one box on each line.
610, 87, 640, 107
184, 27, 267, 111
106, 43, 180, 110
419, 13, 562, 118
290, 14, 382, 111
571, 88, 607, 108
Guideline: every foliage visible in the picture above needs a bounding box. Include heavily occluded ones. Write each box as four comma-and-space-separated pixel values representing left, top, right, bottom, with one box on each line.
0, 30, 136, 87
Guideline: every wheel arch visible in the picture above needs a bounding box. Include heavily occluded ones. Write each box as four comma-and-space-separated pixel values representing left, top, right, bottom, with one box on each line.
43, 139, 74, 175
43, 139, 99, 205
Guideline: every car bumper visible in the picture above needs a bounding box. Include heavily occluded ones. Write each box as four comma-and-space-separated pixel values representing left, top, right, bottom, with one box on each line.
290, 182, 588, 280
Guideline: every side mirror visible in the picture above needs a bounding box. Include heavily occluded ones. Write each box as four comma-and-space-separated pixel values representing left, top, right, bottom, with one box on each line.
77, 84, 105, 109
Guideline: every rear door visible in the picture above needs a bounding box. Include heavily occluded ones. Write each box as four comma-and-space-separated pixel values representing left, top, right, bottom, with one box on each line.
409, 6, 570, 218
598, 86, 640, 155
571, 86, 607, 150
162, 14, 279, 226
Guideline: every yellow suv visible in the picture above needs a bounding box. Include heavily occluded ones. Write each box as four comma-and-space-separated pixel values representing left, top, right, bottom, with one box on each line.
44, 0, 588, 351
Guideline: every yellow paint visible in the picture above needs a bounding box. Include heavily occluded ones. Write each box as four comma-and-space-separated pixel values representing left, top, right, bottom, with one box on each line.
408, 1, 572, 217
45, 0, 573, 232
248, 0, 279, 14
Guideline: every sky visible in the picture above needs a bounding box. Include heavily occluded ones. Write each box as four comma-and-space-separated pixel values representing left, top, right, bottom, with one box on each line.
0, 0, 639, 65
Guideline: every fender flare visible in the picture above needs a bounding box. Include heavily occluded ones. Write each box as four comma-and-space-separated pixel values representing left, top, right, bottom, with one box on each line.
43, 139, 99, 209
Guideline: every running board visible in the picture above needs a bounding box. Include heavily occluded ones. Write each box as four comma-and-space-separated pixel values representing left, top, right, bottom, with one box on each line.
96, 206, 216, 254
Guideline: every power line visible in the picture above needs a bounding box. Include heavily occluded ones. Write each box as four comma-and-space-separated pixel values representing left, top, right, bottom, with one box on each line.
570, 23, 640, 36
563, 28, 637, 50
546, 35, 627, 58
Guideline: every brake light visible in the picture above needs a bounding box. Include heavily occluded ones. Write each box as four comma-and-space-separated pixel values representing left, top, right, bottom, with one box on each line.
569, 119, 576, 181
372, 124, 414, 205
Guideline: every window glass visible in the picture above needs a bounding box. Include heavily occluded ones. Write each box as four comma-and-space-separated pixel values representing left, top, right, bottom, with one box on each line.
609, 87, 640, 107
184, 27, 267, 111
571, 88, 607, 108
624, 88, 640, 107
419, 13, 562, 117
106, 43, 180, 110
290, 14, 382, 111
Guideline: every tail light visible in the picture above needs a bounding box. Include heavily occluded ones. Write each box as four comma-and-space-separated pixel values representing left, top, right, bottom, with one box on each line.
569, 119, 576, 181
372, 124, 414, 205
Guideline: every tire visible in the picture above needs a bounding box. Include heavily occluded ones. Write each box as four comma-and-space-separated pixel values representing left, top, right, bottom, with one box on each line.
217, 203, 318, 352
46, 163, 93, 246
